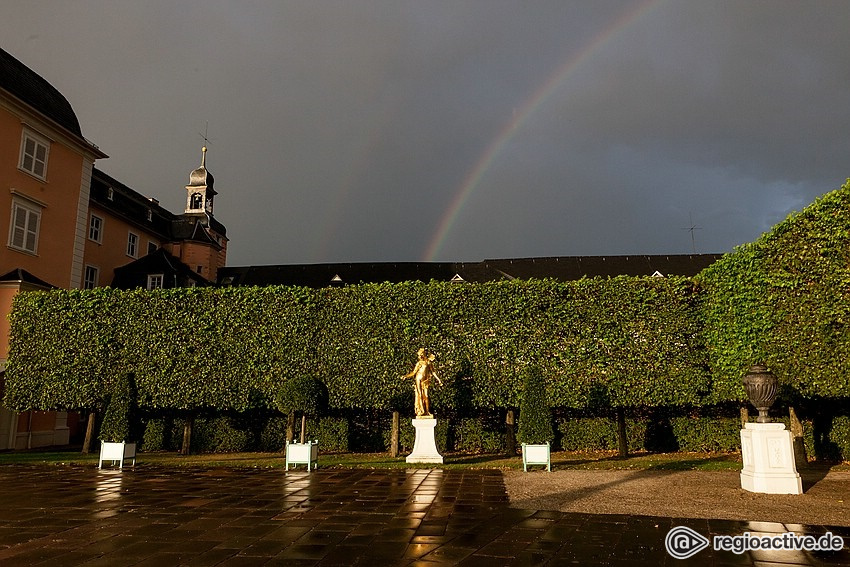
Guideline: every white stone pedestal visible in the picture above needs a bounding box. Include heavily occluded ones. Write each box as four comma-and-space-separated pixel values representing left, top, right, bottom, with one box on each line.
740, 422, 802, 494
406, 418, 443, 464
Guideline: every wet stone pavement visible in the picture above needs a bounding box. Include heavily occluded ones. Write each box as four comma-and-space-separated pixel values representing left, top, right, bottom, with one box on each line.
0, 465, 846, 566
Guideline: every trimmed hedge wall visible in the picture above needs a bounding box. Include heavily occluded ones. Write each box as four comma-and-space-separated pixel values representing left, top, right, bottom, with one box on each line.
555, 412, 848, 459
140, 415, 350, 454
5, 277, 709, 414
6, 181, 850, 460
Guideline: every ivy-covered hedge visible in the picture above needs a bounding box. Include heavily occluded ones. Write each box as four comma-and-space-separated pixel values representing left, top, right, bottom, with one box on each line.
697, 180, 850, 402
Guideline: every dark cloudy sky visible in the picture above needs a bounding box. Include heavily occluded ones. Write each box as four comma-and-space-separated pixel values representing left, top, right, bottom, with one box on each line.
3, 1, 849, 266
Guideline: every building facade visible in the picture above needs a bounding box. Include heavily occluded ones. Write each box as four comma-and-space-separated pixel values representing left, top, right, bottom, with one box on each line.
0, 47, 228, 449
0, 46, 107, 448
83, 168, 173, 289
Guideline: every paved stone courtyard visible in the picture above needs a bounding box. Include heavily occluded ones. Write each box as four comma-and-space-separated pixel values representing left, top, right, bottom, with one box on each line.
0, 464, 846, 566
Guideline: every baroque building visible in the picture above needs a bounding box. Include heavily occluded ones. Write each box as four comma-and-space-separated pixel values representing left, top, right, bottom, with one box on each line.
0, 46, 227, 448
98, 150, 228, 290
0, 46, 107, 448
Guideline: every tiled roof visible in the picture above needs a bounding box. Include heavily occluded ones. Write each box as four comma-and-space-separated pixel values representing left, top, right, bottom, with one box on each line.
90, 169, 175, 240
481, 254, 723, 280
217, 254, 722, 287
0, 268, 56, 289
0, 47, 82, 137
171, 218, 225, 247
111, 248, 209, 289
91, 168, 227, 245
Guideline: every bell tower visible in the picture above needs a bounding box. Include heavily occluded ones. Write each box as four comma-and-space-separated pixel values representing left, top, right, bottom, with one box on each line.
164, 144, 228, 282
184, 145, 217, 218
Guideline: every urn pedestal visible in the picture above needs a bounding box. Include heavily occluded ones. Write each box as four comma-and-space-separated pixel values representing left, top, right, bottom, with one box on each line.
739, 364, 801, 494
406, 418, 443, 464
740, 423, 802, 494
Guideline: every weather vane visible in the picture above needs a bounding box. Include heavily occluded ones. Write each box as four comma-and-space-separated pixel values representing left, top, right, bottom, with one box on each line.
198, 122, 212, 166
198, 121, 212, 147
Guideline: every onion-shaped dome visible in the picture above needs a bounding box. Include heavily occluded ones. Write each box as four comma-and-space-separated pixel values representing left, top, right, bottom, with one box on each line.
188, 165, 214, 188
188, 146, 215, 189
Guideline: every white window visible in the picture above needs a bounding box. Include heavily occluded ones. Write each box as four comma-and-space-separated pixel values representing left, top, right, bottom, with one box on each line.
146, 209, 152, 222
89, 214, 103, 243
127, 231, 139, 258
8, 198, 41, 254
19, 130, 49, 180
84, 265, 99, 289
147, 241, 157, 255
147, 274, 164, 290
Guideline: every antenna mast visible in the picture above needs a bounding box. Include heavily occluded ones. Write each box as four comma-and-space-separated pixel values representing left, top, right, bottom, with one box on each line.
681, 212, 702, 254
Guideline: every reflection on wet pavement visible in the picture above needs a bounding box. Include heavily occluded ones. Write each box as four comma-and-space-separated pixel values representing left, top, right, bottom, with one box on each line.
0, 464, 845, 565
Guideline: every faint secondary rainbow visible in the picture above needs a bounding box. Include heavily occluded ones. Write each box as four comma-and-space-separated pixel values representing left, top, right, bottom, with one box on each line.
422, 0, 663, 262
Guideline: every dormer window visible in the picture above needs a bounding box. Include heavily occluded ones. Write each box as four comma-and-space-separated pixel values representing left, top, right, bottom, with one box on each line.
146, 209, 153, 222
107, 187, 114, 201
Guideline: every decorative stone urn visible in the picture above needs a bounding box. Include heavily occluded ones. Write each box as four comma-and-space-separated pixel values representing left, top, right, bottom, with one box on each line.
743, 364, 778, 423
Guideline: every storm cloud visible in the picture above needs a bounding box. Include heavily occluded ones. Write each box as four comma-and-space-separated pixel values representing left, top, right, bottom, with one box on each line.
3, 1, 849, 265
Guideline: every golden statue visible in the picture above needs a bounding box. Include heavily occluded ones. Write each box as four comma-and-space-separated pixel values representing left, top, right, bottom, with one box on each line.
402, 348, 442, 417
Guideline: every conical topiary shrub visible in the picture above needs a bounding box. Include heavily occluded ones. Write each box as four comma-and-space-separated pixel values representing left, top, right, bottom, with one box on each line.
99, 373, 138, 443
517, 365, 553, 445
